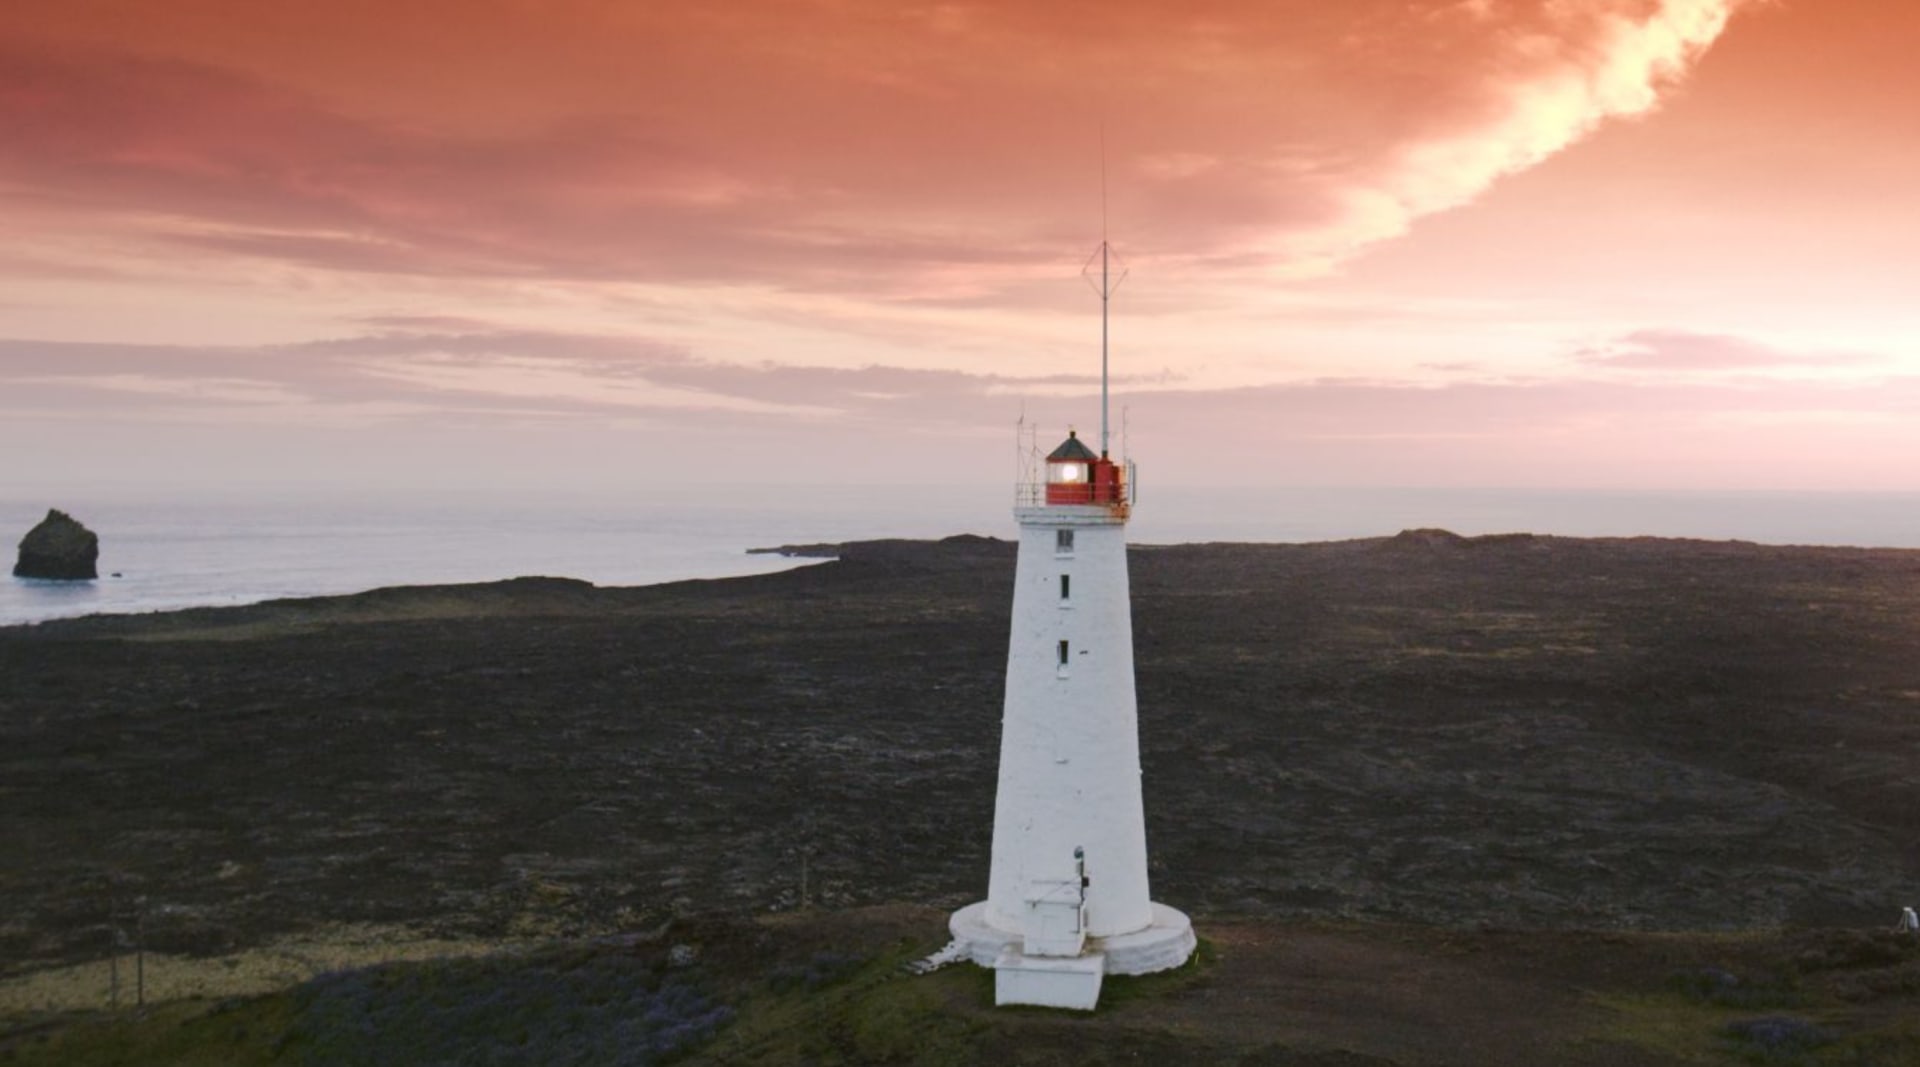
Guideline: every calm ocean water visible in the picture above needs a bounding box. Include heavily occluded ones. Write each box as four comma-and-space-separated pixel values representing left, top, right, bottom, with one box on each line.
5, 484, 1919, 627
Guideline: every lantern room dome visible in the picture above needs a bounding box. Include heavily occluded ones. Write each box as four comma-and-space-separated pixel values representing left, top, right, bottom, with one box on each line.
1047, 431, 1099, 463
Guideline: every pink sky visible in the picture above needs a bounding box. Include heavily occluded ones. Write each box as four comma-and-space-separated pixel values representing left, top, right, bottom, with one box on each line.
4, 0, 1918, 492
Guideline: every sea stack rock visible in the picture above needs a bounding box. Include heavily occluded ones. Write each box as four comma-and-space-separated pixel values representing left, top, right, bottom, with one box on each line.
13, 509, 100, 580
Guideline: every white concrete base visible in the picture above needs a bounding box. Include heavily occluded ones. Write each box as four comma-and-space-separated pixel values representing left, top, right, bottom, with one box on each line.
949, 900, 1196, 976
994, 948, 1106, 1010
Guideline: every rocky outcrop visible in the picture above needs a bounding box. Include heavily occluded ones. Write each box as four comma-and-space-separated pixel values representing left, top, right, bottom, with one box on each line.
747, 542, 846, 558
13, 509, 99, 580
1384, 527, 1468, 549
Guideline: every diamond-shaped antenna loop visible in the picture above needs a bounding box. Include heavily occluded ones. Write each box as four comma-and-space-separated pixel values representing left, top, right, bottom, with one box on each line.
1081, 247, 1104, 296
1080, 242, 1130, 299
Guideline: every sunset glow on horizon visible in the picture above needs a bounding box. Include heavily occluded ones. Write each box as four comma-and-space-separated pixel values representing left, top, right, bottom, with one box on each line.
6, 0, 1920, 493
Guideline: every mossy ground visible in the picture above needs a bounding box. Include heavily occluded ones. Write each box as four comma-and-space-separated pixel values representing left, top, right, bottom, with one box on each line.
1590, 928, 1920, 1066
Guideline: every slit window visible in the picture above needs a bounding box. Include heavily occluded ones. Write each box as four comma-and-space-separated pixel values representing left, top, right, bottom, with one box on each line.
1056, 529, 1074, 553
1057, 639, 1070, 668
1059, 574, 1071, 600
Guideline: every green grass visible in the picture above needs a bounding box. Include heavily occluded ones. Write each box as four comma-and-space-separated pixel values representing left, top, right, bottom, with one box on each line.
3, 944, 727, 1067
690, 944, 987, 1067
1, 995, 295, 1067
689, 935, 1217, 1065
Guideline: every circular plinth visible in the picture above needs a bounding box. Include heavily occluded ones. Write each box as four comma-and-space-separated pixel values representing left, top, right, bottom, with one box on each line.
948, 900, 1196, 976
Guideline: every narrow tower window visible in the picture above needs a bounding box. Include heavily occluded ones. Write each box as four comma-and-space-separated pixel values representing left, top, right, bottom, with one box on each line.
1055, 529, 1074, 553
1059, 574, 1071, 600
1057, 639, 1070, 668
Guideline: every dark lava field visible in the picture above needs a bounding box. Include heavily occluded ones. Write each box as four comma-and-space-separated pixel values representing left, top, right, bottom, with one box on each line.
5, 531, 1920, 977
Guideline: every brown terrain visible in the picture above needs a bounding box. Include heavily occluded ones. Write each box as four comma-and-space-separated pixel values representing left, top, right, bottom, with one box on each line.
3, 532, 1920, 1061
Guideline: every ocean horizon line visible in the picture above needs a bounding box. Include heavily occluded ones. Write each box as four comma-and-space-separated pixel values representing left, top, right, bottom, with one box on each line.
7, 484, 1920, 627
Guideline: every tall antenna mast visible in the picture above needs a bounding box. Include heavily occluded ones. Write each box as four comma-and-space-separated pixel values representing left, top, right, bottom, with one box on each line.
1083, 129, 1126, 458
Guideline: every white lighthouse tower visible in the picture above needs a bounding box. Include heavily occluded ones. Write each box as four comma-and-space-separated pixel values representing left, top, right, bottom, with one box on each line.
948, 242, 1195, 1010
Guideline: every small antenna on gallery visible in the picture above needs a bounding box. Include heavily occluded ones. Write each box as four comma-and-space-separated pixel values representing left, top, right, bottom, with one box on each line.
1082, 125, 1127, 459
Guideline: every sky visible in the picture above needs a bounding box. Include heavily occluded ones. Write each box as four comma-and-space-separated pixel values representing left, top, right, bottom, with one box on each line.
4, 0, 1919, 494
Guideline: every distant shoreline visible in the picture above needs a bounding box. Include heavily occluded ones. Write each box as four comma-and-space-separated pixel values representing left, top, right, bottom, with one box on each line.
13, 526, 1920, 631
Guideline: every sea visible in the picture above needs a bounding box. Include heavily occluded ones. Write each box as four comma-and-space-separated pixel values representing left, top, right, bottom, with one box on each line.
5, 483, 1920, 628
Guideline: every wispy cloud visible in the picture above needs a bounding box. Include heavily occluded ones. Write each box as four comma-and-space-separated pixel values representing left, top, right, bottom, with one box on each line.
0, 330, 1168, 428
9, 324, 1917, 436
8, 317, 1920, 490
1575, 328, 1879, 371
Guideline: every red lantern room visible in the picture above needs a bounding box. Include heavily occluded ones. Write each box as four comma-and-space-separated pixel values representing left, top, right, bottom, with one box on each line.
1045, 430, 1124, 506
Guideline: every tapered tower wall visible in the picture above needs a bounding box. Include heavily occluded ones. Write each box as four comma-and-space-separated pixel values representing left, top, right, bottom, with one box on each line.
985, 505, 1153, 938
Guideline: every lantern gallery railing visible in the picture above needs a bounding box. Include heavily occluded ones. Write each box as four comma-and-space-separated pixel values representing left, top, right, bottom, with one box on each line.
1014, 460, 1136, 514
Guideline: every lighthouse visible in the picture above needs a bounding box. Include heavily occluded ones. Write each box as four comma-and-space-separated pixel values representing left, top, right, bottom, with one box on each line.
948, 243, 1195, 1010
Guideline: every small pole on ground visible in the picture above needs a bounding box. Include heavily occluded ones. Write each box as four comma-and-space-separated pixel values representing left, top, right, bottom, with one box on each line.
108, 882, 124, 1010
135, 896, 147, 1008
